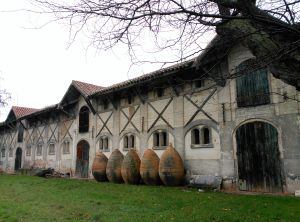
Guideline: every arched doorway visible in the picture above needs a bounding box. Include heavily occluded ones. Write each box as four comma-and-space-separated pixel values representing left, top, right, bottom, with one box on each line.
14, 148, 22, 171
236, 121, 283, 192
75, 140, 90, 178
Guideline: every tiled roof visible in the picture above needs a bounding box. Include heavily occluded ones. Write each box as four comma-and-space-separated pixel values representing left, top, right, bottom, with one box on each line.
91, 59, 195, 97
72, 80, 104, 97
11, 106, 39, 119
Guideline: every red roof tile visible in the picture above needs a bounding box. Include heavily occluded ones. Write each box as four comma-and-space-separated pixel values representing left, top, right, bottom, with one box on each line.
11, 106, 39, 119
72, 80, 104, 97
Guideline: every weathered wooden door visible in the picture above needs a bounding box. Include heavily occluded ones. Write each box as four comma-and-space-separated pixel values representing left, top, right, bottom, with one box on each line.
236, 121, 283, 192
14, 148, 22, 171
75, 140, 90, 178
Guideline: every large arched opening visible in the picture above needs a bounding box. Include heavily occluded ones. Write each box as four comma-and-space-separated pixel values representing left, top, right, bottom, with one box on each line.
75, 140, 90, 178
236, 121, 283, 192
14, 147, 22, 171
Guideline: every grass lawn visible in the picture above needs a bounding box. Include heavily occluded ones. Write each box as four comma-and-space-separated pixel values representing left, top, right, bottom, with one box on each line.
0, 175, 299, 222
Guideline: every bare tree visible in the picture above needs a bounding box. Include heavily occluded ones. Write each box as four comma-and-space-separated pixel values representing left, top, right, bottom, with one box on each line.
30, 0, 300, 88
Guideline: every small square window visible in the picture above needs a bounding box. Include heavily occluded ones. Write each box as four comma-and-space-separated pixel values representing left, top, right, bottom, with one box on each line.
194, 80, 204, 88
156, 88, 164, 98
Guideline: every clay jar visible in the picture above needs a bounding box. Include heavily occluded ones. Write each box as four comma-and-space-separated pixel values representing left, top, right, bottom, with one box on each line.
121, 149, 141, 184
92, 151, 108, 182
159, 144, 184, 186
140, 148, 160, 185
106, 149, 124, 183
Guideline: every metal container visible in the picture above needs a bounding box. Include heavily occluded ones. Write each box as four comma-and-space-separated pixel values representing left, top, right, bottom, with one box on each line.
121, 149, 141, 184
106, 149, 124, 183
140, 148, 160, 185
92, 151, 108, 182
159, 143, 185, 186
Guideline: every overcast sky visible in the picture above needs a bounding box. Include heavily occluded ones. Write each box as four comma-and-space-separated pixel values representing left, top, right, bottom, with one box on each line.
0, 0, 211, 121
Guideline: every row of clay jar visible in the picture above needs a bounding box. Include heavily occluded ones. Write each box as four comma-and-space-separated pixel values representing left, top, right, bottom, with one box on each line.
92, 143, 185, 186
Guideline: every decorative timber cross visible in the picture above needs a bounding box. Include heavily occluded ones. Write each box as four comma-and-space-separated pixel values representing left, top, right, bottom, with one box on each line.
48, 123, 59, 143
120, 105, 140, 134
61, 119, 74, 140
184, 87, 218, 127
96, 112, 113, 137
36, 125, 47, 143
7, 131, 17, 149
147, 98, 174, 133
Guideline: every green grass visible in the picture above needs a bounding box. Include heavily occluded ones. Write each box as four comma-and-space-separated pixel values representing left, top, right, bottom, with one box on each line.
0, 175, 299, 222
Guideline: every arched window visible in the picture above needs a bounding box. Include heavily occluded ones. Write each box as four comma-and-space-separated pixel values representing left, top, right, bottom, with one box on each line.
26, 145, 31, 156
236, 59, 270, 107
202, 127, 210, 144
1, 149, 5, 157
79, 106, 89, 133
191, 128, 200, 145
48, 143, 55, 155
99, 137, 109, 151
62, 141, 70, 154
191, 126, 212, 148
36, 144, 43, 156
153, 132, 160, 147
17, 126, 24, 143
9, 148, 13, 157
129, 135, 135, 148
160, 131, 168, 146
124, 136, 129, 149
153, 130, 168, 149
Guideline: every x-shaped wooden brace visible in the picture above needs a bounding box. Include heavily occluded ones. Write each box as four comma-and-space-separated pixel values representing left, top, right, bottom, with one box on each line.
96, 112, 113, 138
120, 105, 140, 134
147, 98, 174, 133
7, 131, 17, 148
48, 123, 58, 143
184, 88, 218, 127
36, 126, 46, 143
26, 128, 35, 144
61, 120, 74, 140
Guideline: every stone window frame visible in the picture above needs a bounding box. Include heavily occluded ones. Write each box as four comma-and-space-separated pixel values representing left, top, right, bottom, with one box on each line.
152, 129, 169, 150
26, 145, 32, 156
1, 148, 5, 158
191, 125, 213, 149
48, 142, 56, 155
62, 140, 71, 155
99, 136, 110, 152
9, 148, 13, 157
123, 133, 135, 151
36, 143, 43, 156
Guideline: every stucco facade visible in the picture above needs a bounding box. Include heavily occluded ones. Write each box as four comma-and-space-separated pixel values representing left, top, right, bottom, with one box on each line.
0, 44, 299, 193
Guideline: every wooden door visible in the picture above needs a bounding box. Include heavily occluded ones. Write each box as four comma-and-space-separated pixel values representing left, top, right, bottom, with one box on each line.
75, 141, 90, 178
236, 121, 283, 192
14, 148, 22, 171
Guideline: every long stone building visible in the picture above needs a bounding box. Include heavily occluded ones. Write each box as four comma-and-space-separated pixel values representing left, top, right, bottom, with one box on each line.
0, 37, 299, 193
